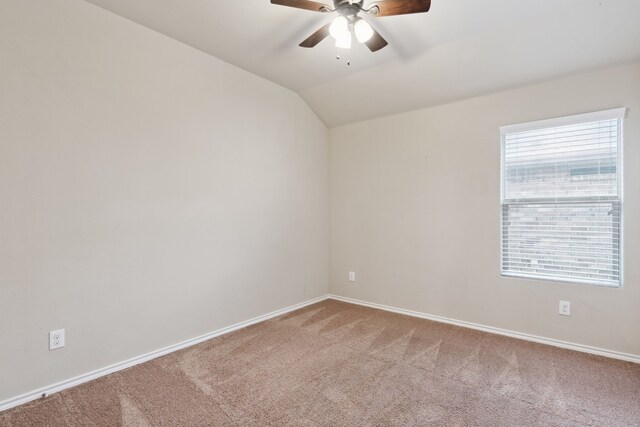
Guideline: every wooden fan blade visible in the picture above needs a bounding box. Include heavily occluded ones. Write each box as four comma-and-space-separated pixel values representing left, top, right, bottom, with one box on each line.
299, 23, 331, 48
368, 0, 431, 17
271, 0, 330, 12
365, 28, 388, 52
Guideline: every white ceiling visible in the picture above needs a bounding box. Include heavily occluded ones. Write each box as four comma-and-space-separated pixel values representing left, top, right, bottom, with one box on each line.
85, 0, 640, 127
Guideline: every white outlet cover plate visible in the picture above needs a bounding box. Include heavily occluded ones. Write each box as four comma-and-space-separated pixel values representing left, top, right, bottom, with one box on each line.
49, 329, 65, 350
559, 301, 571, 316
349, 272, 356, 282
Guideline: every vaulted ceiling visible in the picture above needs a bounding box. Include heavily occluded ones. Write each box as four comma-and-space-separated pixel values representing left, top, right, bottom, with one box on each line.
85, 0, 640, 127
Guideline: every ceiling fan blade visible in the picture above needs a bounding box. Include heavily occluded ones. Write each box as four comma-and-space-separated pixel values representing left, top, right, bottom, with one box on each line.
367, 0, 431, 17
271, 0, 330, 12
365, 28, 388, 52
299, 23, 331, 48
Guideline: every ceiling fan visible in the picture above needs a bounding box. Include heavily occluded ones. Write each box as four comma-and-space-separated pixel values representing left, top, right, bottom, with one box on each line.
271, 0, 432, 52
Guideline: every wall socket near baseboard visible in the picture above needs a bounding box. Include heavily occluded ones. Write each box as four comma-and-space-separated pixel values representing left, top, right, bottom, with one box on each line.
348, 272, 356, 282
559, 301, 571, 316
49, 329, 65, 350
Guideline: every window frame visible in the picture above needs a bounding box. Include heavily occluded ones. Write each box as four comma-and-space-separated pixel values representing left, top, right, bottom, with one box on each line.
499, 108, 625, 288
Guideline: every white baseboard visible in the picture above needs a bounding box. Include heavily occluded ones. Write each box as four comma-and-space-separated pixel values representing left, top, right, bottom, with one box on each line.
4, 293, 638, 413
327, 294, 640, 364
0, 294, 330, 413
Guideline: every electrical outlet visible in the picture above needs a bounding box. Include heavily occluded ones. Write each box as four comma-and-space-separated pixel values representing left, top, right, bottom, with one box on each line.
559, 301, 571, 316
49, 329, 65, 350
349, 272, 356, 282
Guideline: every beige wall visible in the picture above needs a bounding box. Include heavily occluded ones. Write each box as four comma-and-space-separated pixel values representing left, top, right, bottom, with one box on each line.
330, 63, 640, 357
0, 0, 329, 401
1, 0, 638, 407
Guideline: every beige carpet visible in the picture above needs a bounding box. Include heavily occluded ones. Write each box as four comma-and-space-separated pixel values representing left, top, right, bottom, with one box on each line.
2, 299, 639, 426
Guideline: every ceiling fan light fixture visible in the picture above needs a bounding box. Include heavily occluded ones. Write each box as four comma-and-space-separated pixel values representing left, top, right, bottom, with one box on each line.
273, 0, 434, 53
335, 31, 352, 49
329, 16, 349, 40
354, 18, 373, 43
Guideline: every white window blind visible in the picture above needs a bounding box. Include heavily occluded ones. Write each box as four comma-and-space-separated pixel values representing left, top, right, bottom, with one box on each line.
500, 108, 624, 286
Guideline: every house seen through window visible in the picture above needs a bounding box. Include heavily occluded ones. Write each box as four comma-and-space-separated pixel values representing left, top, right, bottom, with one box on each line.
500, 108, 625, 287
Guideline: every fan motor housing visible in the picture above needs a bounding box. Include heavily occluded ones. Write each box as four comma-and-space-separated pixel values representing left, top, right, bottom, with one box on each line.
334, 0, 364, 17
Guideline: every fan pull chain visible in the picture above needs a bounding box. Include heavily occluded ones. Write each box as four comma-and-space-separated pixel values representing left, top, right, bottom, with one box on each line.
335, 49, 351, 66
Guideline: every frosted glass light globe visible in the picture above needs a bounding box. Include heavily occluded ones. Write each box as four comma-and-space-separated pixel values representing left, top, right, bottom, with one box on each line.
329, 16, 349, 39
335, 31, 352, 49
354, 19, 373, 43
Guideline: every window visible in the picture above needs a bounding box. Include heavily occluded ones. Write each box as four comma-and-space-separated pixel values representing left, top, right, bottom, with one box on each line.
500, 108, 624, 287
